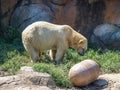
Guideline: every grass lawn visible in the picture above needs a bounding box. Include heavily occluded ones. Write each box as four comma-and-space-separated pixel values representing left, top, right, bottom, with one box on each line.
0, 38, 120, 87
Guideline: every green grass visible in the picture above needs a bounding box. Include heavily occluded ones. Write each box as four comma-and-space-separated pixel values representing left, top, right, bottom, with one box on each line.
33, 63, 71, 87
0, 38, 120, 87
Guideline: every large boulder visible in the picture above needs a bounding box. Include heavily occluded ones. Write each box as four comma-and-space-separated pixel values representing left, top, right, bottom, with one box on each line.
8, 0, 105, 35
9, 0, 77, 31
0, 66, 56, 90
91, 23, 120, 49
69, 59, 100, 87
10, 4, 53, 31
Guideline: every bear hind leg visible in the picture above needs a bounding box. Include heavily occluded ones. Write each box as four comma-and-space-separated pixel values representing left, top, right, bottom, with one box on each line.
55, 41, 68, 64
49, 49, 56, 60
55, 48, 66, 64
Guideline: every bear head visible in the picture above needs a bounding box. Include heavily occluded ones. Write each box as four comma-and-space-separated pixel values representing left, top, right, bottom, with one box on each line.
72, 33, 88, 56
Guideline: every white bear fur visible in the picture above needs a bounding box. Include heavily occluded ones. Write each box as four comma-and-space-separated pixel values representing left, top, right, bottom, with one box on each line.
22, 21, 87, 63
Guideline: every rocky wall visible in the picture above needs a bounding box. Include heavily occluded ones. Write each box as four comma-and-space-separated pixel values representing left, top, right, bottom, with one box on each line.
0, 0, 120, 49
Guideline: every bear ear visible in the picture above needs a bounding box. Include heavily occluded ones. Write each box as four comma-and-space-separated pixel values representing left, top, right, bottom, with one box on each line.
79, 40, 84, 44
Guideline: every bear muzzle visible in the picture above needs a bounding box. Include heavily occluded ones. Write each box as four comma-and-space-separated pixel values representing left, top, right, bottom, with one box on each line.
78, 49, 85, 56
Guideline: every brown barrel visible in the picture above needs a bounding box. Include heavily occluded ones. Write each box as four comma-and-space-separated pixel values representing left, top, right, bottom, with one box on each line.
69, 59, 100, 87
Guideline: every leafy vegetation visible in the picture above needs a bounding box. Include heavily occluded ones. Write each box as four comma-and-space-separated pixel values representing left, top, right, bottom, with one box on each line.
0, 37, 120, 87
33, 63, 72, 87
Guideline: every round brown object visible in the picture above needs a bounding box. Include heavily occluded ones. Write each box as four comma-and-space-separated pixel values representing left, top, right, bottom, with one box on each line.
69, 59, 100, 87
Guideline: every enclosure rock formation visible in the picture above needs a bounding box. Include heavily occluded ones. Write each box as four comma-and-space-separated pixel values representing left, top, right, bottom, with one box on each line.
91, 24, 120, 49
0, 0, 120, 49
0, 66, 56, 90
7, 0, 77, 32
10, 4, 53, 31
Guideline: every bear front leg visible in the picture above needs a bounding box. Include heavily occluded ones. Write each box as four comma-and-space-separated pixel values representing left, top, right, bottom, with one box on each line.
27, 47, 40, 63
55, 48, 67, 64
31, 50, 40, 63
49, 49, 56, 60
24, 44, 39, 62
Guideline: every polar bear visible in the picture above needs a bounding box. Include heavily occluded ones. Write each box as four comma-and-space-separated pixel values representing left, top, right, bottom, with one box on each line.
22, 21, 87, 63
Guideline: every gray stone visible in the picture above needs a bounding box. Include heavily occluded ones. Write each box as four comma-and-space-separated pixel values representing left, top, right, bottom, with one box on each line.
93, 79, 108, 88
0, 66, 56, 89
15, 85, 52, 90
0, 85, 52, 90
0, 75, 21, 86
113, 82, 120, 89
10, 4, 53, 31
20, 66, 34, 72
0, 71, 9, 77
51, 0, 68, 5
91, 23, 120, 49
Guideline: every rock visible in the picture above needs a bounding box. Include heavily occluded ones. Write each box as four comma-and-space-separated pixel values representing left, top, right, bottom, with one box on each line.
0, 75, 21, 86
114, 82, 120, 88
10, 4, 53, 31
0, 85, 52, 90
98, 73, 120, 90
19, 66, 56, 88
0, 0, 17, 24
0, 66, 56, 89
9, 0, 77, 31
20, 66, 34, 72
51, 0, 68, 5
15, 85, 52, 90
29, 73, 54, 86
93, 79, 108, 88
1, 0, 120, 47
104, 0, 120, 25
91, 23, 120, 49
0, 71, 9, 77
69, 59, 100, 87
88, 0, 99, 4
1, 0, 105, 39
